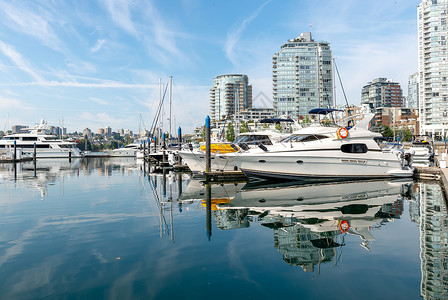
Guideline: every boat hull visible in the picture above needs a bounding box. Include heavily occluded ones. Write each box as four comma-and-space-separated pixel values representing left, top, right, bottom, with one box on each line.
178, 150, 236, 173
231, 150, 414, 181
22, 148, 83, 158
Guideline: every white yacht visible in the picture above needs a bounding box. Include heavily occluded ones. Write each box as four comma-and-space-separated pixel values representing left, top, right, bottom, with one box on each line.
178, 130, 290, 173
408, 140, 434, 166
225, 113, 414, 181
0, 119, 82, 158
104, 142, 141, 157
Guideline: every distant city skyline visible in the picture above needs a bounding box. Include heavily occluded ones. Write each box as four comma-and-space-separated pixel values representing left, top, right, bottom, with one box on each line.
0, 0, 420, 133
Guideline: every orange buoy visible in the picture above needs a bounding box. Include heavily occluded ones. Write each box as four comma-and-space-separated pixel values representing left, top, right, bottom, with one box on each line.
338, 127, 349, 139
339, 220, 349, 233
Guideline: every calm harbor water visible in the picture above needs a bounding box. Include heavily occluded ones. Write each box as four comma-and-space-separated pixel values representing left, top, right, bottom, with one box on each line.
0, 158, 447, 299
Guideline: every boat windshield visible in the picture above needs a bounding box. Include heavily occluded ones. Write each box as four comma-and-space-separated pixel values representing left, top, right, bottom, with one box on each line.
281, 134, 328, 143
233, 135, 273, 145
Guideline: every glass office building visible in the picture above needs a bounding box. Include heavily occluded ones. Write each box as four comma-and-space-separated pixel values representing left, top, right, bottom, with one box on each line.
273, 32, 333, 119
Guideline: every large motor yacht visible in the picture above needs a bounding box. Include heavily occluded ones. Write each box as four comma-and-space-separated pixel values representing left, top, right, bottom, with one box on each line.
224, 112, 414, 181
178, 130, 290, 173
0, 119, 82, 158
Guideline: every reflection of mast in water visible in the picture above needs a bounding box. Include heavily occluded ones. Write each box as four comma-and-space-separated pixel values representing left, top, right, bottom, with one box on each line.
147, 174, 174, 242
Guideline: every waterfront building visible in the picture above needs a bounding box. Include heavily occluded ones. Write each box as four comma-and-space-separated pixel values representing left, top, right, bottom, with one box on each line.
418, 0, 448, 137
408, 72, 419, 109
12, 125, 26, 134
361, 78, 403, 109
83, 128, 92, 139
118, 129, 125, 136
372, 106, 419, 134
105, 126, 112, 137
125, 129, 133, 136
273, 32, 333, 119
98, 128, 105, 135
235, 107, 275, 122
210, 74, 253, 122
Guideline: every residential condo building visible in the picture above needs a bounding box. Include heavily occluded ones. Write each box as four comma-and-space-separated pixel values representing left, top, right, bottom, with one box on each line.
273, 32, 333, 119
418, 0, 448, 137
361, 78, 403, 109
210, 74, 252, 122
408, 72, 419, 109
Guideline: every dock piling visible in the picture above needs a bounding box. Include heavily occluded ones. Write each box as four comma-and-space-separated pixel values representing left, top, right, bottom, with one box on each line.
205, 116, 211, 173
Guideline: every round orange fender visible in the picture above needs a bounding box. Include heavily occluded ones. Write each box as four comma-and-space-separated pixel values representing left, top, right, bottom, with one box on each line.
339, 220, 350, 233
338, 127, 349, 139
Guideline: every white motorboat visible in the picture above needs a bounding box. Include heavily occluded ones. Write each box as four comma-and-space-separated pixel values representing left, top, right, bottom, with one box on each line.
408, 140, 434, 166
0, 119, 82, 158
178, 130, 290, 173
225, 112, 414, 181
104, 142, 141, 157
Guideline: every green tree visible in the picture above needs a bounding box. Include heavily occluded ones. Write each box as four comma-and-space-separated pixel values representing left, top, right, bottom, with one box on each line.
398, 127, 413, 142
226, 122, 235, 142
303, 116, 311, 125
382, 125, 394, 138
240, 121, 250, 133
275, 123, 283, 132
200, 126, 205, 142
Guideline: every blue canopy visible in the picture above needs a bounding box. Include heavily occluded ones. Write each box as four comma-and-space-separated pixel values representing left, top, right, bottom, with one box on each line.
259, 118, 294, 123
308, 108, 343, 115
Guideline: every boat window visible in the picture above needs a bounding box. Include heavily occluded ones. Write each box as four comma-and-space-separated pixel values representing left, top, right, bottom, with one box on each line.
282, 134, 328, 143
233, 135, 273, 145
341, 143, 368, 153
22, 137, 38, 141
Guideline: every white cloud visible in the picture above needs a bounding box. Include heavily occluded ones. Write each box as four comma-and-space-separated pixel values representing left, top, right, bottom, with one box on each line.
0, 40, 44, 82
0, 2, 64, 52
89, 97, 108, 105
101, 0, 138, 37
0, 95, 35, 111
225, 0, 271, 65
90, 39, 106, 53
0, 81, 155, 89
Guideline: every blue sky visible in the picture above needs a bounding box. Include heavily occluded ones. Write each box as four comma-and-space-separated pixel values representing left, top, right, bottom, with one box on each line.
0, 0, 420, 134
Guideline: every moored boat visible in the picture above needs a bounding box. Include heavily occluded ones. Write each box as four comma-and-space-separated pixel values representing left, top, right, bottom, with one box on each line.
0, 119, 82, 158
224, 112, 414, 181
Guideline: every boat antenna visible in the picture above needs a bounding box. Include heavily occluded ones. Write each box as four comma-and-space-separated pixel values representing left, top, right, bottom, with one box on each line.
334, 59, 350, 113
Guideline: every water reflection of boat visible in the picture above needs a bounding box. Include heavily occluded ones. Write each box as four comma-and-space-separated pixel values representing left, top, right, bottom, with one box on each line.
0, 159, 83, 199
179, 179, 245, 203
216, 179, 410, 272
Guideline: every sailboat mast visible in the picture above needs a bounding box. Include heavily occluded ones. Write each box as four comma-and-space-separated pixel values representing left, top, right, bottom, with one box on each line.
169, 76, 172, 141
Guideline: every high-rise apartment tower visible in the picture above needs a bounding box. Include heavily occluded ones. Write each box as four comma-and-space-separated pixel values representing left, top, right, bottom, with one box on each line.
361, 78, 403, 109
210, 74, 252, 121
273, 32, 333, 119
418, 0, 448, 137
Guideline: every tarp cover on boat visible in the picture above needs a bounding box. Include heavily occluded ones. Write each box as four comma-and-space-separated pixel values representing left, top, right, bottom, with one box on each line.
259, 118, 294, 123
308, 108, 343, 115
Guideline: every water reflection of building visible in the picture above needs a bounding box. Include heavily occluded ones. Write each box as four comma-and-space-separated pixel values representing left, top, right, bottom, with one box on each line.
274, 225, 339, 272
214, 209, 250, 230
418, 183, 448, 299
